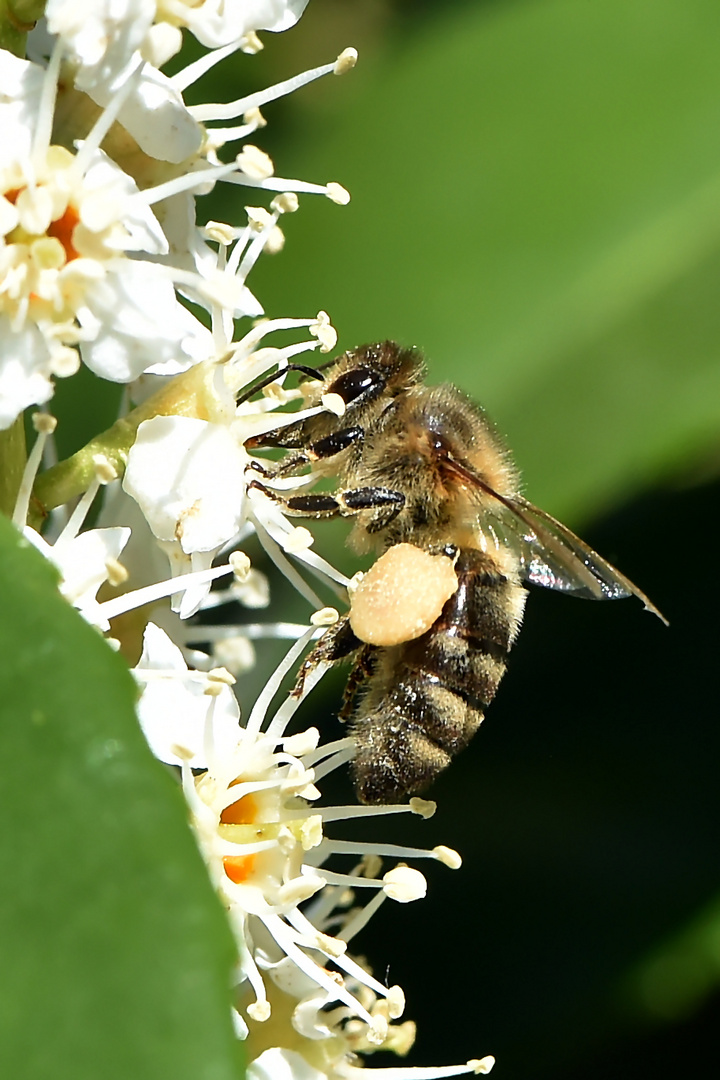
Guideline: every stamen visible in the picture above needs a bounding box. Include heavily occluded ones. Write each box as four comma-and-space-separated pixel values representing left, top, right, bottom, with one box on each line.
170, 40, 244, 92
318, 803, 427, 823
336, 1060, 495, 1080
265, 654, 332, 742
311, 746, 357, 783
182, 622, 318, 642
221, 173, 346, 198
335, 889, 387, 944
286, 907, 393, 1000
97, 562, 234, 621
137, 157, 247, 207
317, 839, 459, 866
55, 476, 101, 545
250, 513, 325, 609
73, 58, 145, 177
263, 912, 376, 1026
189, 55, 343, 123
33, 38, 63, 168
244, 627, 316, 740
13, 413, 57, 528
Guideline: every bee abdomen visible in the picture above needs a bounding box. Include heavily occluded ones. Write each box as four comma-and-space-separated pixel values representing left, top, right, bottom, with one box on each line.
350, 649, 502, 805
350, 547, 526, 804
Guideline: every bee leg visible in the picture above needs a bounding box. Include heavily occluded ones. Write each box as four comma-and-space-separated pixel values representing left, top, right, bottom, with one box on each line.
248, 480, 406, 525
339, 645, 376, 721
250, 424, 366, 479
292, 616, 361, 696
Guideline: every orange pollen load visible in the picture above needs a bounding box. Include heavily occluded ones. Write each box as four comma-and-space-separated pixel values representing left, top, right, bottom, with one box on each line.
223, 854, 257, 884
47, 205, 81, 262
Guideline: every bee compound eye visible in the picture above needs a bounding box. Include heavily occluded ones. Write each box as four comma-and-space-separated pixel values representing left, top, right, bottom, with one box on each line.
328, 366, 384, 406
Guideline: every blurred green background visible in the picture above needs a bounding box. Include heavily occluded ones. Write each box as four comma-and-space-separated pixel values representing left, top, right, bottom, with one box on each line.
44, 0, 720, 1076
209, 1, 720, 1077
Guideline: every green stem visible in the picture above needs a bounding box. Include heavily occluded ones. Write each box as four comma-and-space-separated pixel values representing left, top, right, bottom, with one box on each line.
0, 417, 27, 518
0, 0, 44, 54
30, 414, 144, 529
9, 0, 45, 19
30, 358, 222, 529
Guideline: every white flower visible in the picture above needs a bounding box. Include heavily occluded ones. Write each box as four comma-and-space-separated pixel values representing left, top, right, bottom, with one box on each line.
121, 314, 339, 616
132, 622, 493, 1080
123, 414, 249, 616
0, 51, 213, 428
132, 623, 460, 1027
24, 522, 131, 630
44, 0, 310, 92
136, 622, 242, 764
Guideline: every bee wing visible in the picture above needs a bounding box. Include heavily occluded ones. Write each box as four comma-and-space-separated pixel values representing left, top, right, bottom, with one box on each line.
445, 456, 667, 624
503, 496, 666, 622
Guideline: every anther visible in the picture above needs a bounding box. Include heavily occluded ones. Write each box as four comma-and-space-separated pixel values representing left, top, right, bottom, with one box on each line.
32, 412, 57, 435
334, 48, 359, 75
284, 527, 314, 553
271, 192, 298, 214
243, 106, 266, 128
240, 31, 264, 55
326, 182, 350, 205
382, 865, 427, 902
311, 607, 339, 626
204, 221, 236, 245
321, 392, 346, 417
433, 845, 462, 870
409, 797, 436, 819
230, 550, 252, 580
246, 1001, 271, 1022
92, 454, 118, 484
104, 558, 129, 588
236, 145, 274, 180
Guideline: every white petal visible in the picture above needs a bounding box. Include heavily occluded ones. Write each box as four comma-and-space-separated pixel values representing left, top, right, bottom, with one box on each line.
135, 622, 242, 767
0, 318, 54, 430
0, 52, 43, 170
79, 150, 167, 254
123, 415, 248, 553
89, 65, 203, 165
182, 0, 309, 49
247, 1048, 325, 1080
54, 526, 131, 608
142, 302, 214, 375
77, 265, 200, 382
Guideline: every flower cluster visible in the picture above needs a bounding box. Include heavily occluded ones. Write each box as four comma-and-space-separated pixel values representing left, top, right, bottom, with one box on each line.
3, 4, 493, 1078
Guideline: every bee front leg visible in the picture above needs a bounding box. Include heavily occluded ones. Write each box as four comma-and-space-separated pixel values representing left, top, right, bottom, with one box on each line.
246, 423, 367, 475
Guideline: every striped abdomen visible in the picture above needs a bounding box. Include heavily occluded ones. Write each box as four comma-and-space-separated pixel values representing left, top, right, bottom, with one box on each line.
350, 547, 527, 804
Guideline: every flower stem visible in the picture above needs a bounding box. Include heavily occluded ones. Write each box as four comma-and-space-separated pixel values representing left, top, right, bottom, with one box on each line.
0, 0, 43, 55
0, 417, 27, 518
30, 359, 223, 527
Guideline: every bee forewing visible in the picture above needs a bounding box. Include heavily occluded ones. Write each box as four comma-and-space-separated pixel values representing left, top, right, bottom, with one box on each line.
507, 497, 668, 625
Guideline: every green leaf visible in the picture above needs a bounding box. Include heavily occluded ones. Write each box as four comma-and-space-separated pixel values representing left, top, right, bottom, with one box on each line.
0, 517, 242, 1079
245, 0, 720, 522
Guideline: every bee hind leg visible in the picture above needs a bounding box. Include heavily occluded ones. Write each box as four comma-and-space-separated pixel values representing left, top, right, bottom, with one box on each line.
339, 644, 376, 721
292, 615, 362, 697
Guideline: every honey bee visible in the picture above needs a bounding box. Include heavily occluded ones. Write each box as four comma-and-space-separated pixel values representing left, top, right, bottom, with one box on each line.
246, 341, 665, 804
